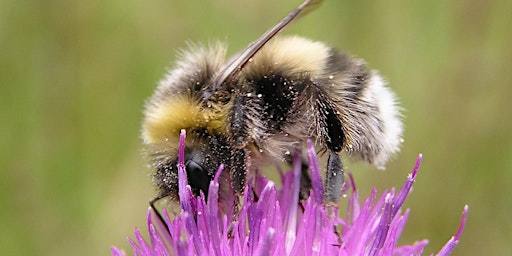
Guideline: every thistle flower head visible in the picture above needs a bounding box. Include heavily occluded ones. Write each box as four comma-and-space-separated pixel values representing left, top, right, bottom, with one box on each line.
112, 131, 468, 256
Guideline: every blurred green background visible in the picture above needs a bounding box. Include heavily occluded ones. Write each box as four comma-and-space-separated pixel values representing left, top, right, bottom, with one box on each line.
1, 0, 511, 255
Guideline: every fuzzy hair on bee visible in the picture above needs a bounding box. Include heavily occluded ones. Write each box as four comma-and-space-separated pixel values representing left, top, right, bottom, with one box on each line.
142, 0, 403, 214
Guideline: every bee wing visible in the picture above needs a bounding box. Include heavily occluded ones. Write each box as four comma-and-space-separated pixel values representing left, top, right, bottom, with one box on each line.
209, 0, 323, 93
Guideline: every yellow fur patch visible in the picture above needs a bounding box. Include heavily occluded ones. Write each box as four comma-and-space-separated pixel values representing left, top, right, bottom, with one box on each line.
142, 95, 227, 144
248, 36, 330, 77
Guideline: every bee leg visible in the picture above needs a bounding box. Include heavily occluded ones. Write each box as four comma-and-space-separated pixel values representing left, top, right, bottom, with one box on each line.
324, 151, 344, 205
231, 147, 248, 208
229, 94, 250, 148
285, 154, 312, 211
315, 93, 345, 206
323, 151, 344, 241
299, 160, 313, 201
298, 160, 313, 212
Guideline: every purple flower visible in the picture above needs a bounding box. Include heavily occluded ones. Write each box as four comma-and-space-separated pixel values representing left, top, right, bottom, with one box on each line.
112, 131, 468, 256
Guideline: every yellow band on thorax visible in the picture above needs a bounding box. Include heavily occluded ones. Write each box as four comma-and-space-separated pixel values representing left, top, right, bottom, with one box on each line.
142, 95, 228, 144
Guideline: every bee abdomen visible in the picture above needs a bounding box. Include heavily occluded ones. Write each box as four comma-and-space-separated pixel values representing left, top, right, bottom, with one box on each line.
322, 48, 403, 167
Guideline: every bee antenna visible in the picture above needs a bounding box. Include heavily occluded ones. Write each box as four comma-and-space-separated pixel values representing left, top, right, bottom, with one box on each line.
149, 194, 171, 233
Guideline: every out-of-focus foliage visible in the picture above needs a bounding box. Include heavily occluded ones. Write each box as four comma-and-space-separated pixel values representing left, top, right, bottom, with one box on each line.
0, 0, 510, 255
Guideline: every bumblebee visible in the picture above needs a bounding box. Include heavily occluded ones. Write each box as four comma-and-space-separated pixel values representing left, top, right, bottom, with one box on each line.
142, 0, 403, 211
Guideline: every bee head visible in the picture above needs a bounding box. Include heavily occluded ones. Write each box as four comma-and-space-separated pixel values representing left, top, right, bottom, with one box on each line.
151, 130, 233, 201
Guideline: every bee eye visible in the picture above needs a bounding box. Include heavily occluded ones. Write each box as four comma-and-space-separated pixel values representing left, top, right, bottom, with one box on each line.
185, 160, 212, 196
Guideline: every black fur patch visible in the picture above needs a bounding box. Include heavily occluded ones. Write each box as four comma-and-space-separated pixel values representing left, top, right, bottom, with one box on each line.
252, 73, 301, 133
